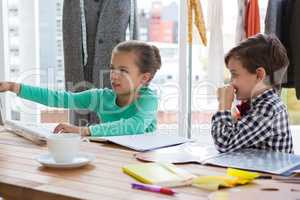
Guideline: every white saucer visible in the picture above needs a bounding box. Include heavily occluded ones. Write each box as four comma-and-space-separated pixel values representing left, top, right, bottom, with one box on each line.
36, 152, 95, 168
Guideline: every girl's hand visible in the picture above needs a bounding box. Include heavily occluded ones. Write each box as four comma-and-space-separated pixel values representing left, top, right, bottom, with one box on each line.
217, 85, 235, 111
0, 82, 20, 94
53, 123, 91, 136
53, 123, 79, 133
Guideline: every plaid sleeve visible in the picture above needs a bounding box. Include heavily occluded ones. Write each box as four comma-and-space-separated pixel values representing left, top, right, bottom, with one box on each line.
211, 109, 274, 153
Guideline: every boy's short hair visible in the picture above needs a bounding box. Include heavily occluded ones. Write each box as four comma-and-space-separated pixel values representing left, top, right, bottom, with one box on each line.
225, 34, 289, 87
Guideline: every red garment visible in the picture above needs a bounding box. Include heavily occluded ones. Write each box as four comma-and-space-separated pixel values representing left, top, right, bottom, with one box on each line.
245, 0, 260, 37
236, 101, 251, 119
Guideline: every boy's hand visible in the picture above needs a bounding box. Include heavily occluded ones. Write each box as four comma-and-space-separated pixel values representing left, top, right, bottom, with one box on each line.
217, 85, 235, 111
53, 123, 91, 136
0, 82, 20, 94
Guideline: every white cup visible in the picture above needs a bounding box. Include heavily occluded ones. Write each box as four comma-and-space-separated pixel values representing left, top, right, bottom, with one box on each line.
47, 133, 81, 163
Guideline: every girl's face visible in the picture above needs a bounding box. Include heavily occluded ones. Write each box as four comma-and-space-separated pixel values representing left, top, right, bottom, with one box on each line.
227, 58, 261, 100
110, 52, 150, 95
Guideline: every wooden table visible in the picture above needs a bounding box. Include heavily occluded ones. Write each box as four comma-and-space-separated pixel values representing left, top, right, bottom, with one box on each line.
0, 129, 300, 200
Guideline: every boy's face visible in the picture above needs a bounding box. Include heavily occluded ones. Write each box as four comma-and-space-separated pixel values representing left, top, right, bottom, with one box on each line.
227, 58, 259, 100
110, 52, 148, 96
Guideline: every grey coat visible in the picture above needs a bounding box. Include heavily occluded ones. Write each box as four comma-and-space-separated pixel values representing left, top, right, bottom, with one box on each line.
288, 0, 300, 99
62, 0, 138, 125
278, 0, 300, 99
63, 0, 138, 90
265, 0, 285, 40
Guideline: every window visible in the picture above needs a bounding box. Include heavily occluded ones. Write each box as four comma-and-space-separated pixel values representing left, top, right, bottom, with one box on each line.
9, 46, 19, 56
0, 0, 299, 133
0, 0, 65, 123
8, 26, 19, 37
137, 1, 181, 134
189, 0, 300, 141
8, 7, 18, 17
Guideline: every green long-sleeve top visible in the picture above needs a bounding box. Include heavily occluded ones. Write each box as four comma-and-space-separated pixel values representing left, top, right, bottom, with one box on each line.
18, 84, 158, 137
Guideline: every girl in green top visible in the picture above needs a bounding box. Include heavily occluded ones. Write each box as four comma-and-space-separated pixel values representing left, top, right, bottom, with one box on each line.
0, 41, 161, 137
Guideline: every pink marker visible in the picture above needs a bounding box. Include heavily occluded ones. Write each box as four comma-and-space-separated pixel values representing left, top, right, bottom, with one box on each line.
131, 183, 177, 196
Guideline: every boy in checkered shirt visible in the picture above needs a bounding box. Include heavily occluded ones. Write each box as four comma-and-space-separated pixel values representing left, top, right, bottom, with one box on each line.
211, 34, 293, 153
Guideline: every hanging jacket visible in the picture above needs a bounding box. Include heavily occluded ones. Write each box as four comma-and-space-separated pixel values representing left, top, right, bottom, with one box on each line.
62, 0, 139, 125
287, 0, 300, 98
63, 0, 138, 91
245, 0, 260, 37
265, 0, 285, 40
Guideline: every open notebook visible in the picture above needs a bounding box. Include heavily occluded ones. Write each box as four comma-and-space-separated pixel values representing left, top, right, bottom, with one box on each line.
0, 96, 56, 144
89, 134, 193, 152
0, 96, 190, 149
135, 144, 300, 176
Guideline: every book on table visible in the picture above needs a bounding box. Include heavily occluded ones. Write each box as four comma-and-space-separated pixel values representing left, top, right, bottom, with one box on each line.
89, 133, 193, 152
135, 143, 300, 176
123, 162, 196, 187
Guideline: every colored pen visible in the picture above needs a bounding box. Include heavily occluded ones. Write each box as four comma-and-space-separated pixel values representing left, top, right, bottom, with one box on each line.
131, 183, 177, 196
257, 175, 272, 179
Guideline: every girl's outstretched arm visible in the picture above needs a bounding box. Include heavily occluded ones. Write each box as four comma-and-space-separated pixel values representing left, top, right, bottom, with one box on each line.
0, 82, 101, 112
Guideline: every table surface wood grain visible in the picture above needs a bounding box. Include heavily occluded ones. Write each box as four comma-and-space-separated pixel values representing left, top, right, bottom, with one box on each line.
0, 128, 300, 200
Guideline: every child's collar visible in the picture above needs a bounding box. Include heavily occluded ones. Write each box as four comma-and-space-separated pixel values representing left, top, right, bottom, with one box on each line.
250, 88, 277, 106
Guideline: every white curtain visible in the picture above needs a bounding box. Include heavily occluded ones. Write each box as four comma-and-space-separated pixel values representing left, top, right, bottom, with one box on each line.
207, 0, 224, 89
235, 0, 247, 43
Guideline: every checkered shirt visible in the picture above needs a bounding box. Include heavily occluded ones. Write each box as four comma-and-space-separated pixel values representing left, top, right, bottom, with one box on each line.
211, 88, 294, 153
